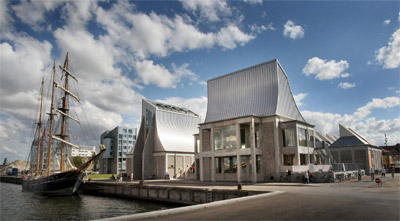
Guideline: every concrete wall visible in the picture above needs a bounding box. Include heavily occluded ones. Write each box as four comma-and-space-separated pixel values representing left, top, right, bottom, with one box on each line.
262, 122, 276, 180
79, 182, 264, 205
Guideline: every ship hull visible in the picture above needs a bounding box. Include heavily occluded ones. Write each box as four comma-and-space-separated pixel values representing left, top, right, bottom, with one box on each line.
22, 170, 84, 196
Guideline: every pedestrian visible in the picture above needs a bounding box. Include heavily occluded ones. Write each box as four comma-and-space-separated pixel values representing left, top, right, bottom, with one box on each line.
370, 168, 374, 181
381, 168, 386, 178
165, 171, 170, 180
130, 173, 134, 182
391, 167, 395, 178
357, 169, 362, 182
304, 171, 309, 184
119, 173, 123, 182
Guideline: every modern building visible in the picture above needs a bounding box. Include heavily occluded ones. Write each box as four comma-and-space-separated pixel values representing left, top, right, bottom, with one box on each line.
329, 124, 382, 174
70, 145, 96, 157
100, 126, 137, 174
126, 99, 201, 180
313, 131, 336, 165
194, 59, 331, 183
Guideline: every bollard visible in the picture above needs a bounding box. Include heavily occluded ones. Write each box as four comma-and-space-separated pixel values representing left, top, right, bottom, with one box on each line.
237, 183, 242, 190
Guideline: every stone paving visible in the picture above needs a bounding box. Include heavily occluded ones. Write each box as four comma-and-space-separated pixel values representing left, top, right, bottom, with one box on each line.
97, 174, 400, 220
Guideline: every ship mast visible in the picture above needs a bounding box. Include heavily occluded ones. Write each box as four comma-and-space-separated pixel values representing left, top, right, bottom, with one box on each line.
59, 53, 70, 172
36, 77, 44, 172
47, 62, 56, 175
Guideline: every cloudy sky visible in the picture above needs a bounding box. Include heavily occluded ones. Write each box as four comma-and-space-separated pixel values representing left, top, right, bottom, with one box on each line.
0, 0, 399, 162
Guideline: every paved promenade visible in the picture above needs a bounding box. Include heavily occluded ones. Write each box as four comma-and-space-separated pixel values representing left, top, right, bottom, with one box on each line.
100, 174, 399, 220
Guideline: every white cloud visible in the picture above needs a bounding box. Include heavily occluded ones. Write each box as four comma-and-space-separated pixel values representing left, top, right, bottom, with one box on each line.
250, 22, 275, 34
12, 0, 63, 31
180, 0, 231, 22
199, 81, 207, 86
293, 93, 308, 106
155, 96, 208, 122
0, 0, 13, 32
215, 25, 255, 49
302, 96, 400, 146
283, 20, 304, 40
134, 60, 198, 88
383, 19, 391, 26
338, 82, 356, 89
375, 28, 400, 69
303, 57, 350, 80
244, 0, 263, 5
95, 2, 254, 60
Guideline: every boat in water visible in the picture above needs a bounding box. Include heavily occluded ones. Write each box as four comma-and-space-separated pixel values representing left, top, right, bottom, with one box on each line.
22, 53, 105, 196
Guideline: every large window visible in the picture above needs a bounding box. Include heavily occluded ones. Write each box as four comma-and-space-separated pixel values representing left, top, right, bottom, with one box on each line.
309, 130, 314, 147
224, 157, 237, 173
298, 128, 307, 147
214, 125, 236, 150
146, 109, 153, 131
282, 129, 295, 147
215, 157, 222, 173
196, 138, 200, 153
284, 154, 294, 166
241, 156, 247, 173
256, 155, 261, 173
300, 154, 307, 165
255, 124, 260, 148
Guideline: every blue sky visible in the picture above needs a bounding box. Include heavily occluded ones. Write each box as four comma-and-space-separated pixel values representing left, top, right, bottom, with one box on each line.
0, 0, 399, 162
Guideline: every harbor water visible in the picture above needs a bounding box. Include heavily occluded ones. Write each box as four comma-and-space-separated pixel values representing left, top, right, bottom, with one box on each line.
0, 182, 177, 220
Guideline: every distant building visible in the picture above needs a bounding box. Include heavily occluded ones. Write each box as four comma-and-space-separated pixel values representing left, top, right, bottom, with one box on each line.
70, 145, 96, 158
100, 126, 137, 174
195, 59, 331, 183
379, 143, 399, 171
126, 99, 201, 180
330, 124, 382, 174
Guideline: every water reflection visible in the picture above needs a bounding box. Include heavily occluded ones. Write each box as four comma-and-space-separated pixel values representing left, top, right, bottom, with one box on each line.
1, 182, 176, 220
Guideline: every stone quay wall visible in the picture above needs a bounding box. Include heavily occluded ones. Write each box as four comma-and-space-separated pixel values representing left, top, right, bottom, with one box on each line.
79, 181, 264, 205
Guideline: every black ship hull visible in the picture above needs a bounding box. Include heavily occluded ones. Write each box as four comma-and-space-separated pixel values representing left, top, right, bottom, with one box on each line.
22, 170, 84, 196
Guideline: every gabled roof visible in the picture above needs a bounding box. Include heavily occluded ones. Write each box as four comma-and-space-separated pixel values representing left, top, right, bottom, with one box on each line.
331, 124, 374, 147
339, 124, 372, 145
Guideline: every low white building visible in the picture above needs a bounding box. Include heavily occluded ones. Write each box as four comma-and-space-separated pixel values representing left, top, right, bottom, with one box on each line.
70, 145, 96, 158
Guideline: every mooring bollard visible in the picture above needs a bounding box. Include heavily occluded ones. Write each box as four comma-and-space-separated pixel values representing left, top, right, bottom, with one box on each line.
238, 183, 242, 190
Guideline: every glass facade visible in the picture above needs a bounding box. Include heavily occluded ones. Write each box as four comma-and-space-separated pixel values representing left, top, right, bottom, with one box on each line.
214, 125, 236, 150
215, 157, 221, 173
241, 156, 247, 173
282, 128, 295, 147
298, 128, 307, 147
224, 156, 237, 173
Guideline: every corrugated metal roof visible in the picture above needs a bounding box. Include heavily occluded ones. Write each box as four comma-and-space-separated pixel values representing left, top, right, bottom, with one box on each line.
148, 100, 199, 117
205, 59, 306, 123
142, 99, 201, 152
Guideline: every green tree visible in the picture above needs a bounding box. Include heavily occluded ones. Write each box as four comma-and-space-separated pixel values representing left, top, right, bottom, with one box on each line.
71, 156, 84, 168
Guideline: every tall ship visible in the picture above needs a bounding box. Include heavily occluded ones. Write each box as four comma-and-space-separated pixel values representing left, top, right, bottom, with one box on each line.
22, 53, 105, 195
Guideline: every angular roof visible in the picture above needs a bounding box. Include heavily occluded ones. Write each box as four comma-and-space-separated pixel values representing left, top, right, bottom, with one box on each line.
331, 124, 374, 147
143, 99, 201, 152
204, 59, 306, 123
148, 100, 199, 117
